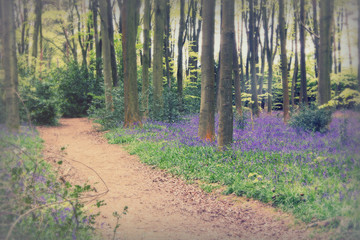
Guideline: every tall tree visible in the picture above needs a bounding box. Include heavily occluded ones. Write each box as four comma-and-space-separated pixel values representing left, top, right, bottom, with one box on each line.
92, 0, 102, 80
218, 0, 234, 149
141, 0, 151, 119
164, 0, 171, 87
153, 0, 166, 114
291, 0, 299, 108
99, 0, 113, 111
19, 0, 29, 55
318, 0, 334, 105
177, 0, 185, 104
299, 0, 308, 105
107, 0, 118, 87
122, 0, 141, 127
233, 37, 242, 116
279, 0, 290, 122
1, 0, 20, 131
312, 0, 320, 78
32, 0, 42, 59
249, 0, 259, 117
198, 0, 215, 141
358, 0, 360, 89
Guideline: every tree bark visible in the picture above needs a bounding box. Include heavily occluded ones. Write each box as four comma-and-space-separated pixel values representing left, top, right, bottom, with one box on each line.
1, 0, 20, 131
92, 0, 102, 80
291, 0, 299, 108
279, 0, 290, 122
249, 0, 259, 117
122, 0, 141, 127
106, 0, 118, 87
177, 0, 185, 107
218, 0, 234, 149
32, 0, 42, 59
233, 37, 242, 116
299, 0, 308, 105
153, 0, 166, 114
318, 0, 334, 105
164, 0, 171, 87
99, 0, 113, 111
198, 0, 215, 141
142, 0, 150, 119
20, 0, 29, 55
312, 0, 320, 78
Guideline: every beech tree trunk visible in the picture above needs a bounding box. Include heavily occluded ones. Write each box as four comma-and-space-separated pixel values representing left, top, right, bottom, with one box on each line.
142, 0, 150, 119
279, 0, 290, 122
106, 0, 118, 87
153, 0, 166, 114
198, 0, 215, 141
1, 0, 20, 131
299, 0, 308, 105
318, 0, 334, 105
312, 0, 320, 78
218, 0, 234, 149
32, 0, 42, 59
99, 0, 113, 111
291, 0, 299, 108
177, 0, 185, 105
122, 0, 141, 127
249, 0, 259, 117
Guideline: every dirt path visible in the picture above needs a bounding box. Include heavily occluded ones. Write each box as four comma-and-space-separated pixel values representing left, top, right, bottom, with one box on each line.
38, 118, 312, 240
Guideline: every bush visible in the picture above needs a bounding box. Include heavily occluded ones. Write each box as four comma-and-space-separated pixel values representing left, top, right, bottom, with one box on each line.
289, 104, 332, 133
56, 61, 100, 117
149, 87, 181, 123
88, 86, 124, 130
20, 78, 59, 125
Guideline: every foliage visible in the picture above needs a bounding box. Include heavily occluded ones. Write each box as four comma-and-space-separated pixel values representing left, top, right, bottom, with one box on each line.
183, 81, 201, 114
19, 75, 59, 126
289, 104, 332, 133
105, 112, 360, 229
88, 85, 124, 130
0, 126, 102, 240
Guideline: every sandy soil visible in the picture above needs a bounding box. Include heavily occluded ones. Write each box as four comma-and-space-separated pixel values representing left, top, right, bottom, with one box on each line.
38, 118, 314, 240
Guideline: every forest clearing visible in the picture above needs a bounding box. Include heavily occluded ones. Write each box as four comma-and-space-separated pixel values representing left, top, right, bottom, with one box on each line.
1, 0, 360, 239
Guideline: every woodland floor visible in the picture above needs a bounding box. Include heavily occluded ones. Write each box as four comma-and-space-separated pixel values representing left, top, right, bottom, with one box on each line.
37, 118, 323, 240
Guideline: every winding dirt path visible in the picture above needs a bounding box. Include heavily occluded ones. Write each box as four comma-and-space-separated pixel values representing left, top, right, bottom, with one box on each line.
38, 118, 312, 240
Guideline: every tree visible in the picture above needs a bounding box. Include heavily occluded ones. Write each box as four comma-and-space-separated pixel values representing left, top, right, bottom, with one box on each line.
358, 0, 360, 89
291, 0, 299, 108
122, 0, 141, 127
299, 0, 308, 105
153, 0, 166, 114
312, 0, 319, 78
318, 0, 334, 105
1, 0, 20, 131
107, 0, 118, 87
279, 0, 290, 122
177, 0, 185, 105
249, 0, 259, 117
218, 0, 234, 149
198, 0, 215, 141
92, 0, 102, 80
141, 0, 151, 119
32, 0, 42, 59
99, 0, 113, 111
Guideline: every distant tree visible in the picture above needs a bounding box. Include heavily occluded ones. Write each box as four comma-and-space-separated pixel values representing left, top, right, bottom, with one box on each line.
1, 0, 20, 131
99, 0, 113, 111
358, 0, 360, 89
122, 0, 141, 127
279, 0, 290, 121
318, 0, 334, 105
299, 0, 308, 105
106, 0, 118, 87
153, 0, 166, 114
291, 0, 299, 108
91, 0, 102, 80
312, 0, 319, 78
32, 0, 42, 60
198, 0, 215, 141
177, 0, 185, 105
249, 0, 259, 117
19, 0, 29, 55
141, 0, 151, 119
218, 0, 234, 149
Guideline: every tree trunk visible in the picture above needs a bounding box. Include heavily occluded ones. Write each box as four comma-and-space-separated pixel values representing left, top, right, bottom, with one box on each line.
358, 0, 360, 89
198, 0, 215, 141
164, 0, 171, 87
249, 0, 259, 117
99, 0, 113, 111
153, 0, 166, 114
291, 0, 299, 108
218, 0, 234, 149
122, 0, 141, 127
318, 0, 334, 105
345, 9, 353, 68
1, 0, 20, 131
177, 0, 185, 107
20, 0, 29, 55
32, 0, 42, 59
142, 0, 150, 119
300, 0, 308, 105
92, 0, 102, 80
312, 0, 320, 78
279, 0, 290, 122
106, 0, 118, 87
233, 37, 242, 116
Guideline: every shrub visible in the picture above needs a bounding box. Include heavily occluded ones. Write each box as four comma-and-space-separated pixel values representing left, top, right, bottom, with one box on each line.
149, 87, 182, 123
19, 78, 59, 125
56, 61, 100, 117
88, 85, 124, 130
289, 104, 332, 133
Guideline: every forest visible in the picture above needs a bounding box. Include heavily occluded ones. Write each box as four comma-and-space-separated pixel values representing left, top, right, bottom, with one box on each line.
1, 0, 360, 239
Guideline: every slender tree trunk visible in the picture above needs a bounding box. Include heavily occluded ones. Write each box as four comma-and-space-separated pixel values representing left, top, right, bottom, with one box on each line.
106, 0, 118, 87
300, 0, 308, 105
218, 0, 234, 149
233, 37, 242, 116
312, 0, 320, 78
92, 0, 102, 80
258, 44, 265, 96
249, 0, 259, 117
20, 0, 29, 55
122, 0, 141, 127
279, 0, 290, 122
177, 0, 185, 105
1, 0, 20, 131
358, 0, 360, 89
32, 0, 42, 59
164, 0, 171, 87
292, 1, 299, 108
142, 0, 150, 119
345, 9, 353, 68
198, 0, 215, 141
153, 0, 166, 114
318, 0, 334, 105
99, 0, 113, 111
